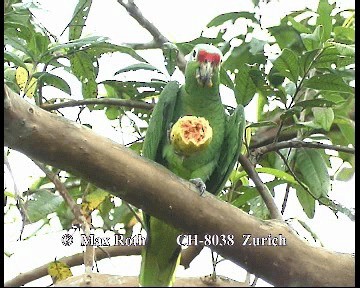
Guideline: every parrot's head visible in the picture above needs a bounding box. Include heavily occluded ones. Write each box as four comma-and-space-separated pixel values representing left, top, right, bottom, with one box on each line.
185, 44, 222, 89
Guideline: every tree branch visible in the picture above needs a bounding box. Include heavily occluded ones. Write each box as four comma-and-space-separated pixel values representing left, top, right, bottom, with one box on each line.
40, 98, 154, 111
249, 108, 355, 150
122, 40, 161, 50
31, 160, 84, 222
238, 155, 283, 221
252, 139, 355, 159
4, 85, 355, 286
4, 246, 142, 287
117, 0, 187, 72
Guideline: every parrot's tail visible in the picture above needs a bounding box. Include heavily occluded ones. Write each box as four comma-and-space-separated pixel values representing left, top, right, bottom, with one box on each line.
139, 217, 181, 287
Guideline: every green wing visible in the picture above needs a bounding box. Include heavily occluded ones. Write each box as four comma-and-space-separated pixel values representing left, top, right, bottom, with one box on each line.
142, 80, 180, 163
206, 104, 245, 195
140, 80, 181, 286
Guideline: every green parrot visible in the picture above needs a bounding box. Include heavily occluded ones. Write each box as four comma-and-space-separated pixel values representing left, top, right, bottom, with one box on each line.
140, 44, 245, 286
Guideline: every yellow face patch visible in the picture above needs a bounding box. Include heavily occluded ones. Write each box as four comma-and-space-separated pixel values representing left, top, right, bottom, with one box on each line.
170, 116, 213, 156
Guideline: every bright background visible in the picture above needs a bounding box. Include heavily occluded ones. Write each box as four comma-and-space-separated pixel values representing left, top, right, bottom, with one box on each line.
4, 0, 355, 286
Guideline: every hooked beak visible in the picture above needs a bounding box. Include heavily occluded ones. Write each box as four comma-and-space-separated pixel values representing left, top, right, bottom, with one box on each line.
196, 61, 215, 88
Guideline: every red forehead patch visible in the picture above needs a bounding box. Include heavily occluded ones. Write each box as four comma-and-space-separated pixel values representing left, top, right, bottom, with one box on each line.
198, 50, 221, 65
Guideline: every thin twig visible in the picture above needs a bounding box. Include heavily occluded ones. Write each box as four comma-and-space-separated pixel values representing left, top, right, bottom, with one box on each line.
32, 160, 84, 222
281, 184, 291, 215
123, 201, 145, 228
40, 98, 154, 111
253, 139, 355, 159
31, 160, 95, 274
117, 0, 186, 72
238, 155, 283, 221
4, 152, 28, 240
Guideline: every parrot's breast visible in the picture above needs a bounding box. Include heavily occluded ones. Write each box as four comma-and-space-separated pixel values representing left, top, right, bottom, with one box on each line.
162, 90, 226, 181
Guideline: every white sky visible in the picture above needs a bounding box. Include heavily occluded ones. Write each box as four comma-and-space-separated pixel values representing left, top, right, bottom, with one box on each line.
4, 0, 355, 286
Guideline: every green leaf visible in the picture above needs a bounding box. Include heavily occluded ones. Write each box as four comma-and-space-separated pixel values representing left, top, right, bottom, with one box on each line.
56, 202, 74, 229
33, 72, 71, 95
48, 36, 108, 54
69, 0, 92, 41
69, 51, 97, 99
301, 25, 324, 51
295, 148, 330, 199
231, 188, 259, 209
176, 30, 227, 56
334, 117, 355, 146
294, 99, 336, 109
102, 204, 132, 230
247, 121, 277, 128
316, 0, 334, 41
327, 42, 355, 57
280, 106, 302, 120
101, 80, 166, 100
28, 32, 50, 61
85, 42, 147, 62
295, 121, 322, 130
248, 196, 271, 220
4, 51, 27, 68
287, 16, 311, 34
315, 46, 354, 69
268, 24, 304, 53
207, 12, 259, 27
220, 66, 234, 90
223, 40, 266, 72
334, 26, 355, 43
4, 35, 34, 59
272, 48, 299, 83
303, 74, 354, 94
267, 66, 285, 87
255, 167, 298, 185
105, 106, 120, 120
312, 107, 334, 131
234, 64, 256, 106
26, 189, 64, 223
299, 49, 320, 77
114, 63, 162, 75
249, 38, 267, 55
162, 42, 178, 76
335, 165, 355, 181
296, 185, 316, 218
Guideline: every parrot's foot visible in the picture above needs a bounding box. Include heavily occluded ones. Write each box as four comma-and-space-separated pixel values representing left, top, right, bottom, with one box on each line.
189, 178, 206, 196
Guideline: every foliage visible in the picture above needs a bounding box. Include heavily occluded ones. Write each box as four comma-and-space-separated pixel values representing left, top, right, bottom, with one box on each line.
4, 0, 354, 282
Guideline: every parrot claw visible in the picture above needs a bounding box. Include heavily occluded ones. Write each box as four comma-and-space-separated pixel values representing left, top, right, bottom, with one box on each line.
189, 178, 206, 196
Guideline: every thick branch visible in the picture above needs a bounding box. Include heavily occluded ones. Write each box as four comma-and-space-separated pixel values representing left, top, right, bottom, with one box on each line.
4, 86, 354, 287
40, 98, 154, 111
117, 0, 187, 72
5, 240, 202, 286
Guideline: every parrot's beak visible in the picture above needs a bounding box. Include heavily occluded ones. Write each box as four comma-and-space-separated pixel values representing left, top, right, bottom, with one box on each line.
196, 61, 215, 88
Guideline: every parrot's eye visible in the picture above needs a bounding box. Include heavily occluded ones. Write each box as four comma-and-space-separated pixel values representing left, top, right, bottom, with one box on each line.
192, 49, 197, 59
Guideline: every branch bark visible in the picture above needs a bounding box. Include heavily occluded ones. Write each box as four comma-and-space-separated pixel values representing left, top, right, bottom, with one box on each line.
4, 86, 355, 287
